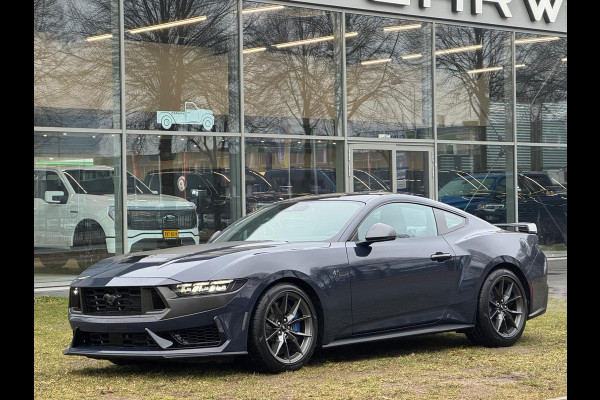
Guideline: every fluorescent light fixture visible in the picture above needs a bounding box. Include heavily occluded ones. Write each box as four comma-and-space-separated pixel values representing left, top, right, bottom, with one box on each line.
128, 15, 207, 34
383, 23, 422, 32
515, 64, 527, 68
86, 15, 207, 40
514, 36, 560, 45
241, 5, 285, 14
243, 47, 267, 54
467, 66, 503, 74
274, 32, 358, 48
86, 33, 113, 42
401, 53, 422, 60
435, 44, 483, 55
361, 58, 392, 65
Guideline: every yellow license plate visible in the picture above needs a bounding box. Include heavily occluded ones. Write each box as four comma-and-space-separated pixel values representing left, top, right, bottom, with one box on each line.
163, 230, 179, 239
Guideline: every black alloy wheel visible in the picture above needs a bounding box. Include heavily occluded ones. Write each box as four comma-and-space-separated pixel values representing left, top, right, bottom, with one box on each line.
466, 268, 527, 347
248, 283, 318, 373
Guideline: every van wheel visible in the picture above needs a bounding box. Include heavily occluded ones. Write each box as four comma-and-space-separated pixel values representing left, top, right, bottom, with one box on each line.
37, 253, 69, 268
73, 220, 107, 269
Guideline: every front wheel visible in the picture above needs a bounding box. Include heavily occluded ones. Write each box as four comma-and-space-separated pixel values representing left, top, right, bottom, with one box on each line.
247, 283, 318, 373
465, 268, 527, 347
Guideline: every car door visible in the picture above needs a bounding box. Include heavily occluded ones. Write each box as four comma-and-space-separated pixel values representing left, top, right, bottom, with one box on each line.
346, 202, 459, 335
33, 169, 72, 249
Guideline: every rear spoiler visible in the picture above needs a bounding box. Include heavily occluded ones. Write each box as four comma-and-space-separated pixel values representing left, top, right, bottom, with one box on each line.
494, 223, 537, 234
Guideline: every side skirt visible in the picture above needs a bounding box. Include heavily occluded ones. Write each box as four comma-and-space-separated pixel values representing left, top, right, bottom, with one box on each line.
322, 324, 473, 349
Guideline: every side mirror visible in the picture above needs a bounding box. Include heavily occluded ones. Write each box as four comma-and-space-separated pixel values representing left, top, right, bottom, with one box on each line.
191, 189, 209, 198
359, 223, 397, 246
44, 191, 66, 204
208, 230, 221, 243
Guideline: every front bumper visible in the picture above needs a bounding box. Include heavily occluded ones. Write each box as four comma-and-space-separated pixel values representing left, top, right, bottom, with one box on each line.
64, 282, 252, 360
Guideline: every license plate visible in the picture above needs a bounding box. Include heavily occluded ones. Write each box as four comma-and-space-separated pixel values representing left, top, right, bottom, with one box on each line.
163, 230, 179, 239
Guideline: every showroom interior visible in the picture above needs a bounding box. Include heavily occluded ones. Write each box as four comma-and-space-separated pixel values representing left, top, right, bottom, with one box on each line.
34, 0, 566, 276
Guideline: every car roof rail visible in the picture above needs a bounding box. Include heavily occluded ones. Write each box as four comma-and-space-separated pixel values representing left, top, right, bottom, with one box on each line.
494, 223, 537, 234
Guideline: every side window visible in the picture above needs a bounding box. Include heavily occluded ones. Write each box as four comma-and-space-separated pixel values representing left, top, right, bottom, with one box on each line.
442, 210, 466, 232
34, 170, 66, 201
356, 203, 437, 241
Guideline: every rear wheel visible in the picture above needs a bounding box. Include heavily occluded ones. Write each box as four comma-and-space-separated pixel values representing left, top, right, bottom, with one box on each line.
37, 253, 69, 268
73, 220, 108, 269
247, 283, 318, 373
465, 268, 527, 347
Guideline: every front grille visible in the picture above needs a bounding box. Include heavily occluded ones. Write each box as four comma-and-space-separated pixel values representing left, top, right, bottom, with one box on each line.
128, 209, 197, 230
169, 325, 222, 347
81, 287, 165, 315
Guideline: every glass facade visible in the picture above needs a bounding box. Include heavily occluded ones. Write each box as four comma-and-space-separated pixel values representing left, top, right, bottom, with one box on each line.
34, 0, 567, 278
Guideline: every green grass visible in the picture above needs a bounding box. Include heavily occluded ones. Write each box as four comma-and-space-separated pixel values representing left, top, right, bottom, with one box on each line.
34, 297, 566, 400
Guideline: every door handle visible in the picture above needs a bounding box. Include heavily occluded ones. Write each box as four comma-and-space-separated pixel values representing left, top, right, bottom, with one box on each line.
431, 252, 452, 262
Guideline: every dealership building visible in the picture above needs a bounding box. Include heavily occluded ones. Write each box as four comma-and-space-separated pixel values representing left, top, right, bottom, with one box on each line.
34, 0, 566, 276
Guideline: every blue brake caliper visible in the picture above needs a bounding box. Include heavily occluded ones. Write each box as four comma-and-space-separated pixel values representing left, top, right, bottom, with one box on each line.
291, 313, 300, 332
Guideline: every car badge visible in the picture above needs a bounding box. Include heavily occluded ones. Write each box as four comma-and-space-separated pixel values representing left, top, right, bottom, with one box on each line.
164, 215, 176, 223
103, 293, 121, 306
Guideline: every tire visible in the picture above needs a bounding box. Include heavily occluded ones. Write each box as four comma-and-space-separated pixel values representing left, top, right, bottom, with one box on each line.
73, 220, 108, 269
202, 115, 214, 131
247, 283, 318, 373
465, 268, 527, 347
161, 116, 173, 130
37, 253, 70, 268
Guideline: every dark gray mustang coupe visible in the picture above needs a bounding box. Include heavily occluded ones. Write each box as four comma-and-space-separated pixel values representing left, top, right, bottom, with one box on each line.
64, 193, 548, 372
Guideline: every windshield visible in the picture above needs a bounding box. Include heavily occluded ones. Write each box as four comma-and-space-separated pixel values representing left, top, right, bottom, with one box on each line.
438, 176, 497, 197
214, 200, 363, 242
64, 169, 154, 195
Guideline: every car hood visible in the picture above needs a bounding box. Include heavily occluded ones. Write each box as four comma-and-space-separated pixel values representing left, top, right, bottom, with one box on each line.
438, 195, 490, 211
72, 241, 330, 287
87, 193, 196, 209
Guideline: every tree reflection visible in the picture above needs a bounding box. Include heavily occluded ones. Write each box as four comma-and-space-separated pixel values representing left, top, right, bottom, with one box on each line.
345, 14, 432, 139
243, 3, 338, 136
435, 25, 510, 146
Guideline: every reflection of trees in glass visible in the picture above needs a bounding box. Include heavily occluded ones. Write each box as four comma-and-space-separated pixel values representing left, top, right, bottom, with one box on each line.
34, 0, 118, 128
243, 3, 338, 136
516, 36, 566, 149
124, 0, 238, 132
436, 25, 510, 145
345, 14, 431, 138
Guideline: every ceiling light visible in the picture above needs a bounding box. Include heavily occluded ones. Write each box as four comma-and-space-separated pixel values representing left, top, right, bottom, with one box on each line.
274, 32, 358, 48
514, 36, 560, 45
383, 23, 422, 32
467, 66, 503, 74
241, 5, 285, 14
515, 64, 527, 68
401, 53, 422, 60
435, 44, 483, 55
243, 47, 267, 54
361, 58, 392, 66
86, 15, 207, 41
561, 56, 567, 62
86, 33, 113, 42
128, 15, 207, 34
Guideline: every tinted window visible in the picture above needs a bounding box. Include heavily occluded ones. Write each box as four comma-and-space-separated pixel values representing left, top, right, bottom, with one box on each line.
442, 211, 466, 231
357, 202, 437, 241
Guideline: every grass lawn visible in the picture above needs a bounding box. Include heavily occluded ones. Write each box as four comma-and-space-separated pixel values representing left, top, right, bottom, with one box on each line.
34, 297, 566, 400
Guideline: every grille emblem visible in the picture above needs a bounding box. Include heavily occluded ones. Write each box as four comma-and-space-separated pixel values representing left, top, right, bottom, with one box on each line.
103, 293, 121, 306
164, 215, 176, 223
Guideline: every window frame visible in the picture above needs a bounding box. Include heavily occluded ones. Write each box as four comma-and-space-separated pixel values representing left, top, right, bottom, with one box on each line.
433, 208, 468, 235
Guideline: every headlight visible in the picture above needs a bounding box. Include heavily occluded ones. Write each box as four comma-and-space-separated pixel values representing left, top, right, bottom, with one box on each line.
171, 279, 246, 297
69, 287, 81, 310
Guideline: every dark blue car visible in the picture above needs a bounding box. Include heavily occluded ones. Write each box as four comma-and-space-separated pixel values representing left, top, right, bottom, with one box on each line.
64, 193, 548, 372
